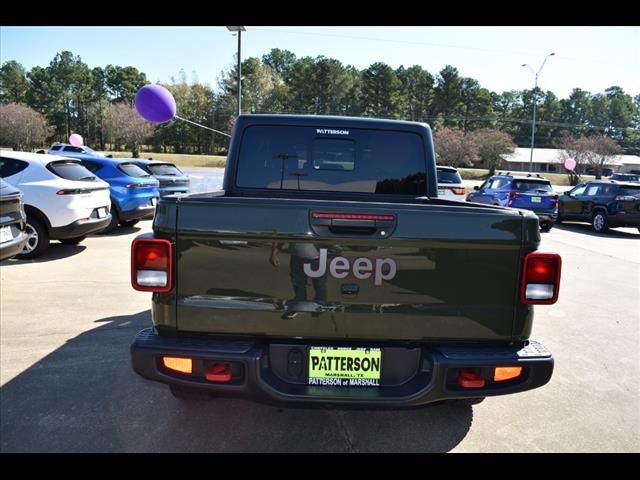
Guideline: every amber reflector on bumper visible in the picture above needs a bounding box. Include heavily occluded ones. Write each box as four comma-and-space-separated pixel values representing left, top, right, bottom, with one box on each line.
162, 356, 193, 374
494, 366, 522, 382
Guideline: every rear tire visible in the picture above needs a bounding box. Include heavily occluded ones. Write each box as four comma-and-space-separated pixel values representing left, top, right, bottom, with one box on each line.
60, 235, 86, 245
540, 224, 552, 233
169, 385, 216, 401
100, 204, 119, 234
120, 219, 139, 228
16, 217, 49, 259
592, 210, 609, 233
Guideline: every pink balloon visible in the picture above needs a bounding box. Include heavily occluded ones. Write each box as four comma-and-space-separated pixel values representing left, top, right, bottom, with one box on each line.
564, 158, 576, 171
69, 133, 83, 147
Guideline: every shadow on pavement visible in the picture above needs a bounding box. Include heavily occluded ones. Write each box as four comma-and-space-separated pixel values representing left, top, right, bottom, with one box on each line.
555, 222, 639, 239
0, 310, 473, 453
0, 243, 86, 266
92, 225, 141, 238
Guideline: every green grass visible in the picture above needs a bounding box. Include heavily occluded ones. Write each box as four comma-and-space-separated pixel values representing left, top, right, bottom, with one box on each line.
103, 151, 227, 168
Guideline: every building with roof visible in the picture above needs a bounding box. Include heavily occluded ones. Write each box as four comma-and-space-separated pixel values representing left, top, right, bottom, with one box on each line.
501, 148, 640, 175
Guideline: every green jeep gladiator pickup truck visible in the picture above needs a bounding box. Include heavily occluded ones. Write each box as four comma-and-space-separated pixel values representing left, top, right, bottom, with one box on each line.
130, 114, 561, 406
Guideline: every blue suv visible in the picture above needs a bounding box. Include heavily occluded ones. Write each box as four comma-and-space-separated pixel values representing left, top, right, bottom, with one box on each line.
49, 145, 159, 232
467, 173, 558, 232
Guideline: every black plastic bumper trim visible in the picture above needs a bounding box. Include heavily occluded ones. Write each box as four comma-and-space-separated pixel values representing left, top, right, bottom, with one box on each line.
130, 329, 554, 406
49, 216, 112, 239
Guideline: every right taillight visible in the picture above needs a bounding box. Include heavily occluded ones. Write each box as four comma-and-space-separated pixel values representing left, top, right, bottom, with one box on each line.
131, 238, 173, 292
521, 252, 561, 305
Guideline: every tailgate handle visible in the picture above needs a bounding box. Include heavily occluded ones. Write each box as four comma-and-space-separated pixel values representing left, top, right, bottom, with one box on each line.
310, 212, 396, 238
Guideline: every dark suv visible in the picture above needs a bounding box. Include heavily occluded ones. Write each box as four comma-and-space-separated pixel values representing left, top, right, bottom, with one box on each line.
558, 181, 640, 233
609, 173, 640, 183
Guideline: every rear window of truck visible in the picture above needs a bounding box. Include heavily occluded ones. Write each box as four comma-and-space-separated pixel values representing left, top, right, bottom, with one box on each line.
236, 126, 427, 195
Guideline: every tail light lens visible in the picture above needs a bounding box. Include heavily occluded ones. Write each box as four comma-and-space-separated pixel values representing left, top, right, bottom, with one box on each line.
521, 252, 561, 304
131, 238, 173, 292
311, 213, 395, 221
450, 187, 465, 195
57, 187, 108, 195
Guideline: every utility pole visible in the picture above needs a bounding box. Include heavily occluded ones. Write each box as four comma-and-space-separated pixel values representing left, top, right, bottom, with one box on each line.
522, 52, 555, 173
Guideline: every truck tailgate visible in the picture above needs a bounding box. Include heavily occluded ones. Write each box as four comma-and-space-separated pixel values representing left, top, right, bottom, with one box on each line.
170, 196, 536, 342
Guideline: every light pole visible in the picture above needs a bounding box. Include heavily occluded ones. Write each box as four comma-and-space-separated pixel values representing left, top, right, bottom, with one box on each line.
522, 52, 555, 174
226, 26, 246, 117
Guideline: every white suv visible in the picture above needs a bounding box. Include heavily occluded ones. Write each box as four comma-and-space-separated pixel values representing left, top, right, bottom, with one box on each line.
0, 151, 112, 259
436, 166, 466, 201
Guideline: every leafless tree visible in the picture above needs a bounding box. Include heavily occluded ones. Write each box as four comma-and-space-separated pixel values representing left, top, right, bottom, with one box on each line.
104, 103, 155, 157
0, 103, 53, 151
555, 134, 622, 180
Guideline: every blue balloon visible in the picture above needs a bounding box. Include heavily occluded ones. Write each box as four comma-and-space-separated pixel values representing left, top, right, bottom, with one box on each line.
135, 84, 176, 123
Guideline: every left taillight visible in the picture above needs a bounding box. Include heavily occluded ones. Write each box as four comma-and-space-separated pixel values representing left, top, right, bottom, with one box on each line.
521, 252, 561, 305
131, 238, 173, 292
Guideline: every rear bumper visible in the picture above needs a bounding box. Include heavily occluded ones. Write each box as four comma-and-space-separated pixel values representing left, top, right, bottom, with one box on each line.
159, 185, 190, 197
608, 213, 640, 228
49, 215, 112, 239
0, 230, 29, 261
532, 212, 557, 225
120, 204, 155, 222
131, 329, 554, 406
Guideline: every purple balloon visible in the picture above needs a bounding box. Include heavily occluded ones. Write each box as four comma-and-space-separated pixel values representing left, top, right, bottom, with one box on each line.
564, 158, 576, 171
69, 133, 83, 147
135, 84, 176, 123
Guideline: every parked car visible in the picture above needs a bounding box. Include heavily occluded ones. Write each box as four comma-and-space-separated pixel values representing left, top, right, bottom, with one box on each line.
436, 166, 465, 201
48, 143, 108, 157
467, 173, 558, 232
0, 151, 111, 258
49, 146, 160, 232
609, 173, 640, 183
0, 178, 29, 261
130, 159, 190, 196
585, 166, 613, 177
79, 157, 160, 232
558, 180, 640, 233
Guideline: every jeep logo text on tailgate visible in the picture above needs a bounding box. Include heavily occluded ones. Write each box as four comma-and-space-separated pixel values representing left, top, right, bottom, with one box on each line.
304, 248, 397, 286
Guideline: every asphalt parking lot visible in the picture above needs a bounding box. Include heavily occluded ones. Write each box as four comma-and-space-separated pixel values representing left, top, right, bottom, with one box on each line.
1, 218, 638, 452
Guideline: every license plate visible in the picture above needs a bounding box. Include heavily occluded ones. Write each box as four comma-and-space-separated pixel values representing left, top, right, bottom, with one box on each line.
437, 189, 445, 195
531, 196, 542, 203
308, 347, 382, 386
97, 207, 107, 218
0, 226, 13, 243
150, 197, 157, 206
